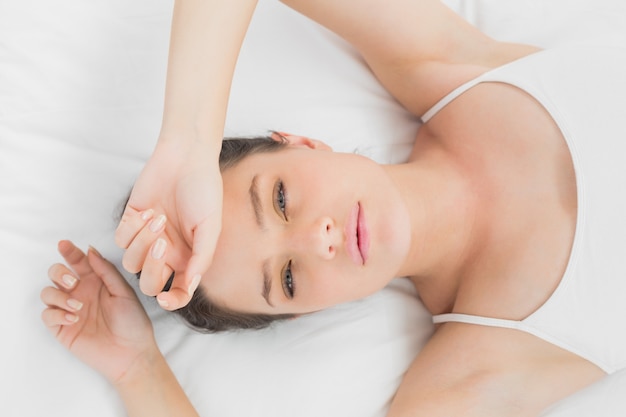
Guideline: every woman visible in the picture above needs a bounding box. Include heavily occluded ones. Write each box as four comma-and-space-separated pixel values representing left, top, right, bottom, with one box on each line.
41, 0, 626, 416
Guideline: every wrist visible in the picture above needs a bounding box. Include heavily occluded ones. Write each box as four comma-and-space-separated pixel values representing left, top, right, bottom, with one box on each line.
113, 344, 164, 393
112, 345, 200, 417
157, 128, 222, 158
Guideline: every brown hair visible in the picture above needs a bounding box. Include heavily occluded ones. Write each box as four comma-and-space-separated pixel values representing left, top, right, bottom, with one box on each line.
133, 134, 297, 332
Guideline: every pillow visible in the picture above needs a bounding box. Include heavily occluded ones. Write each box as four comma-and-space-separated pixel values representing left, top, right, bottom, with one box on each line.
2, 1, 429, 416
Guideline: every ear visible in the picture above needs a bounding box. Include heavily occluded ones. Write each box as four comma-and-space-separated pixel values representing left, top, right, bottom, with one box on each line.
271, 131, 332, 151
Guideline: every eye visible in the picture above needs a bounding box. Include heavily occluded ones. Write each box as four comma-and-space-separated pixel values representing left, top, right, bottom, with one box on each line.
274, 180, 288, 219
282, 260, 295, 299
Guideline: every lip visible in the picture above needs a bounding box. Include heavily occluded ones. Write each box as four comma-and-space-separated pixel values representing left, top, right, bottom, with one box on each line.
357, 203, 369, 264
345, 203, 368, 266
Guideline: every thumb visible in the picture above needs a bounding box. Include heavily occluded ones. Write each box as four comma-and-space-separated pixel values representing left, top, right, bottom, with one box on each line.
186, 220, 220, 297
154, 220, 218, 310
87, 247, 134, 297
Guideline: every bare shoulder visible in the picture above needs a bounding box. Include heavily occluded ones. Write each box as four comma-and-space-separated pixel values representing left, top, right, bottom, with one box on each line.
386, 322, 604, 417
386, 323, 518, 417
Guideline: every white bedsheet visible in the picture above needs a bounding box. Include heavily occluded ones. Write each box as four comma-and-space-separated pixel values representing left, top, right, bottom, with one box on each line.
2, 1, 625, 416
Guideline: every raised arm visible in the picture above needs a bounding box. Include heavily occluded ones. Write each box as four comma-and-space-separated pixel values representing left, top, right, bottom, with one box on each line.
160, 0, 257, 143
116, 0, 258, 310
281, 0, 537, 116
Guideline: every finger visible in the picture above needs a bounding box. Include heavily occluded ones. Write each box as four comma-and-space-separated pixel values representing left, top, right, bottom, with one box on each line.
41, 307, 79, 328
121, 214, 167, 274
48, 263, 79, 292
155, 286, 193, 311
115, 206, 155, 249
87, 247, 134, 298
40, 286, 84, 312
185, 221, 220, 299
57, 240, 93, 278
138, 238, 172, 296
155, 223, 215, 310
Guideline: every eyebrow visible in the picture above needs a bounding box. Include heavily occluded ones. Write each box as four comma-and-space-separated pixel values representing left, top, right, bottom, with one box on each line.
262, 260, 274, 307
250, 175, 274, 308
249, 175, 265, 229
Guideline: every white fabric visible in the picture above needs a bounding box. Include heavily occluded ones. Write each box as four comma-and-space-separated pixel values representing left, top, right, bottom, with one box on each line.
429, 46, 626, 375
2, 0, 626, 416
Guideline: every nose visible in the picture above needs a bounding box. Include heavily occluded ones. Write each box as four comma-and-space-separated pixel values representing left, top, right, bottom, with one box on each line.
292, 216, 339, 260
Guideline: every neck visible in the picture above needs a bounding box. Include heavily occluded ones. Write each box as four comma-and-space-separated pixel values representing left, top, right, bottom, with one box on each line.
383, 147, 484, 312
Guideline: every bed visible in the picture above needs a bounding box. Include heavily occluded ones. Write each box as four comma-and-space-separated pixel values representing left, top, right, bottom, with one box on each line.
3, 0, 626, 416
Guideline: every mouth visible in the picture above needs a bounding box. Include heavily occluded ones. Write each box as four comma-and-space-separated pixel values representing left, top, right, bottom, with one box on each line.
357, 203, 370, 264
346, 203, 369, 265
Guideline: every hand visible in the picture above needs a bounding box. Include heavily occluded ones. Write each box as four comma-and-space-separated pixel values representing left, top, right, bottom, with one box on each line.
115, 138, 223, 310
41, 240, 156, 385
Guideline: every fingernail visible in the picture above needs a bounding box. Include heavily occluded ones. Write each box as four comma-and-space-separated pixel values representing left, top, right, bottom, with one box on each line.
67, 298, 83, 311
157, 296, 169, 308
140, 209, 154, 221
65, 313, 79, 323
88, 245, 103, 258
188, 274, 201, 297
151, 238, 166, 260
149, 215, 166, 233
62, 274, 77, 288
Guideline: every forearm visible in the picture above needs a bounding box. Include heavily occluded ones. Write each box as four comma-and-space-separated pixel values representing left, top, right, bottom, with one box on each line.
160, 0, 258, 153
116, 347, 200, 417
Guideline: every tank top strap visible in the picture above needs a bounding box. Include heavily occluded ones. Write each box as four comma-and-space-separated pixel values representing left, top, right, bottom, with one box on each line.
432, 312, 608, 370
421, 75, 487, 123
433, 313, 524, 330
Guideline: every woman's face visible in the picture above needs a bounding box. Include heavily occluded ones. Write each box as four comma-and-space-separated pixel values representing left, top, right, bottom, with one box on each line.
199, 137, 411, 315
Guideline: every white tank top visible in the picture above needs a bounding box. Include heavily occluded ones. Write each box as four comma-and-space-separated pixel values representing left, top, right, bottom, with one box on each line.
425, 46, 626, 374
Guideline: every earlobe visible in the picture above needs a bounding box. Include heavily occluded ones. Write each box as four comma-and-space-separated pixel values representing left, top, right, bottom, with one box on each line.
273, 131, 332, 151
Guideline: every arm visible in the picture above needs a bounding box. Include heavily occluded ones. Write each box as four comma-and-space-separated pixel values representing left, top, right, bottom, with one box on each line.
160, 0, 258, 143
115, 0, 258, 310
281, 0, 538, 116
115, 347, 200, 417
41, 241, 199, 416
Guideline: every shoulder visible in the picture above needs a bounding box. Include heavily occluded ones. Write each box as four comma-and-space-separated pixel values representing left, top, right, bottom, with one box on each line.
387, 319, 605, 416
386, 323, 544, 417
